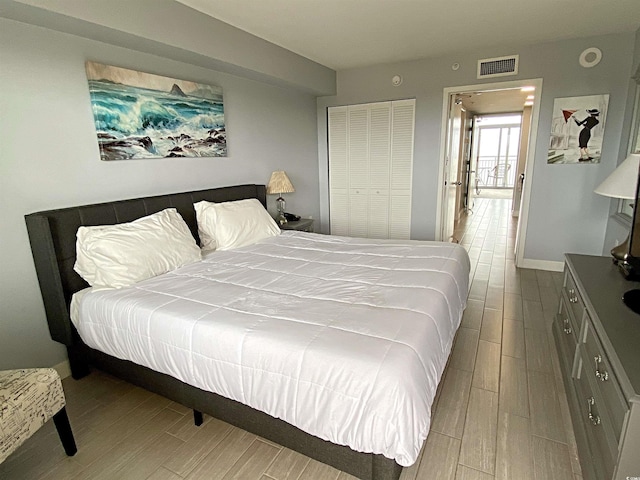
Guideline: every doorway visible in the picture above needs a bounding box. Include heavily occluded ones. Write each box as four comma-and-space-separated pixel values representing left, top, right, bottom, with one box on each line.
437, 79, 543, 266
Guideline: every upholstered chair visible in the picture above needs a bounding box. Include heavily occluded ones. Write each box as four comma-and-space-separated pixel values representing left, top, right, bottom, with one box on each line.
0, 368, 77, 463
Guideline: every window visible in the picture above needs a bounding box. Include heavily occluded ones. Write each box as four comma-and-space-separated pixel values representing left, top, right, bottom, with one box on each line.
618, 71, 640, 221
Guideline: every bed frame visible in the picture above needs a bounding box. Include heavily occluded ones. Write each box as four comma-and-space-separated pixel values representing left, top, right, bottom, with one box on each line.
24, 184, 403, 480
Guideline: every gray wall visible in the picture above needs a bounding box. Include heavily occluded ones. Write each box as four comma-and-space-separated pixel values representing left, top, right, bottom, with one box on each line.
0, 18, 321, 370
317, 32, 637, 264
1, 0, 335, 95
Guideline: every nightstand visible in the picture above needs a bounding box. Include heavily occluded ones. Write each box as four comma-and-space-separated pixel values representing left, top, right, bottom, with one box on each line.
279, 218, 314, 232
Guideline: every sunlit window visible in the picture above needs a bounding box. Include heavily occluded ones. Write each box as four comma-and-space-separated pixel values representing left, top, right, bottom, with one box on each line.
472, 114, 522, 190
617, 86, 640, 221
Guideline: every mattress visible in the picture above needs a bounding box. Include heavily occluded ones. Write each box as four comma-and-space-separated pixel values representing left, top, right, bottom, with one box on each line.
71, 231, 470, 466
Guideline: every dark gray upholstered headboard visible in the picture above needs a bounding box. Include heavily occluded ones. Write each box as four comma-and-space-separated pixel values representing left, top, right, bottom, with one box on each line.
25, 184, 266, 346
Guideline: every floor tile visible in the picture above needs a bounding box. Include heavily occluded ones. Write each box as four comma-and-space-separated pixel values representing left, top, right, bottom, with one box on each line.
472, 340, 501, 392
416, 432, 461, 480
499, 355, 529, 418
431, 368, 473, 439
480, 308, 503, 344
459, 388, 498, 475
495, 411, 533, 480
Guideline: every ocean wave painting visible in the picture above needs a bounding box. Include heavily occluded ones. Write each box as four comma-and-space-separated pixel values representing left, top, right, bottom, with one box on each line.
85, 61, 226, 161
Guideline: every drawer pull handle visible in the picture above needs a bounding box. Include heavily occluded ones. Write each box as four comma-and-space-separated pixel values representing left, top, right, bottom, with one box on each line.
567, 288, 579, 304
563, 318, 572, 335
594, 355, 609, 382
587, 397, 601, 426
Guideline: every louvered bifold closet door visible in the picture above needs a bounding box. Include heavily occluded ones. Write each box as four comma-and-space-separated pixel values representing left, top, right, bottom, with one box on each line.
389, 100, 415, 239
368, 104, 391, 238
328, 107, 349, 235
348, 107, 369, 237
328, 99, 414, 239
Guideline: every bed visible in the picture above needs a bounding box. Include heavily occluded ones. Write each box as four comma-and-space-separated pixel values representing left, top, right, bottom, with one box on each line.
25, 184, 470, 480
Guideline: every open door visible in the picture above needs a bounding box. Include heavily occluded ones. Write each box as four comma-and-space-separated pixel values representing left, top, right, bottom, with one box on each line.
440, 96, 464, 242
512, 106, 533, 217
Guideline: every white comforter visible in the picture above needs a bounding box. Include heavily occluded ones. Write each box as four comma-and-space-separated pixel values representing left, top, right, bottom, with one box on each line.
72, 232, 470, 466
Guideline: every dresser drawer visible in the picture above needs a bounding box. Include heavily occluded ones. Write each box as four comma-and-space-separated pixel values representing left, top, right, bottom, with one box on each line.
556, 299, 578, 374
559, 293, 580, 341
582, 319, 629, 439
573, 353, 616, 480
564, 269, 585, 326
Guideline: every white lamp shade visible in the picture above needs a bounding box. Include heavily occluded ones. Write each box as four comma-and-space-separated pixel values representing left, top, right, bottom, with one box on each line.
266, 171, 295, 194
594, 153, 640, 199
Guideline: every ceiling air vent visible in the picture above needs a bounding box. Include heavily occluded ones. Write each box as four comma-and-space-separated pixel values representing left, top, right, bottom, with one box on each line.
477, 55, 519, 79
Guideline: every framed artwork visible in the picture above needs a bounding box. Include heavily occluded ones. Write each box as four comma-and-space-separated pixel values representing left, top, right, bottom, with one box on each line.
85, 62, 226, 161
547, 94, 609, 164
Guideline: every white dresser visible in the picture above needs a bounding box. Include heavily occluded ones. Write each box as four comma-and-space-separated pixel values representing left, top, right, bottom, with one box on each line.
553, 254, 640, 480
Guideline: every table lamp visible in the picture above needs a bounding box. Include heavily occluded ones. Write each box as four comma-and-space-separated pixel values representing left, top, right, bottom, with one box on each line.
594, 153, 640, 262
266, 170, 295, 225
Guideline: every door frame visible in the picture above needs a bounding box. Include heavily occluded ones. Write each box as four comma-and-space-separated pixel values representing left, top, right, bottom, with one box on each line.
435, 78, 543, 267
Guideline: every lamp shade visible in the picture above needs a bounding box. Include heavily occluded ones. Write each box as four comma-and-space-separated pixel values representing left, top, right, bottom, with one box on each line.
266, 171, 295, 194
594, 153, 640, 200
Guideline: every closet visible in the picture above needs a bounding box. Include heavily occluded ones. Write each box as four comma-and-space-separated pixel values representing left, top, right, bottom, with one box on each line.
328, 99, 415, 239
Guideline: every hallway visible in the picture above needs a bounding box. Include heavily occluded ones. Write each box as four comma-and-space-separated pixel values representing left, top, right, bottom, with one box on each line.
402, 197, 582, 479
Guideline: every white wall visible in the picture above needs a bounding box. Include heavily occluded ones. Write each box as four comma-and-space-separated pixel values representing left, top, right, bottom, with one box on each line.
0, 18, 321, 369
317, 32, 637, 265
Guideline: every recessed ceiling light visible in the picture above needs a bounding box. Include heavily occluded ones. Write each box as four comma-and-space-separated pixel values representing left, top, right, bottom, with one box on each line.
524, 101, 534, 106
526, 95, 534, 100
521, 86, 535, 92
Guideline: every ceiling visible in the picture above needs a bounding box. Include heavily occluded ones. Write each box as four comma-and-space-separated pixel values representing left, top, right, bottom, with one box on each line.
457, 88, 534, 114
177, 0, 640, 70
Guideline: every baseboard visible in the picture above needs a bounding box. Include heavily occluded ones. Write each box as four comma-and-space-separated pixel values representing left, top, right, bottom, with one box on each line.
53, 359, 71, 379
519, 258, 564, 272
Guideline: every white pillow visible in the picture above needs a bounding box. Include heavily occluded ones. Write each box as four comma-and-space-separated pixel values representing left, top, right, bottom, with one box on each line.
74, 208, 201, 288
194, 200, 218, 252
194, 198, 280, 251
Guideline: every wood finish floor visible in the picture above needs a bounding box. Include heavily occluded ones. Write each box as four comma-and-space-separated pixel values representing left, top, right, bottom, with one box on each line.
0, 198, 582, 480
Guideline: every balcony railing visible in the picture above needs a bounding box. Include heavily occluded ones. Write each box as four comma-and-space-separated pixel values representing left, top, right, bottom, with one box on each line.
476, 155, 517, 188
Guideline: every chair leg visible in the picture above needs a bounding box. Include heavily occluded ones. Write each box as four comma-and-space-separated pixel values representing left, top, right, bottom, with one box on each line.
193, 409, 203, 426
53, 407, 77, 456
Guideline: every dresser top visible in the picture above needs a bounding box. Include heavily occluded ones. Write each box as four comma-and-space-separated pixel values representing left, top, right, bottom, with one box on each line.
566, 254, 640, 398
